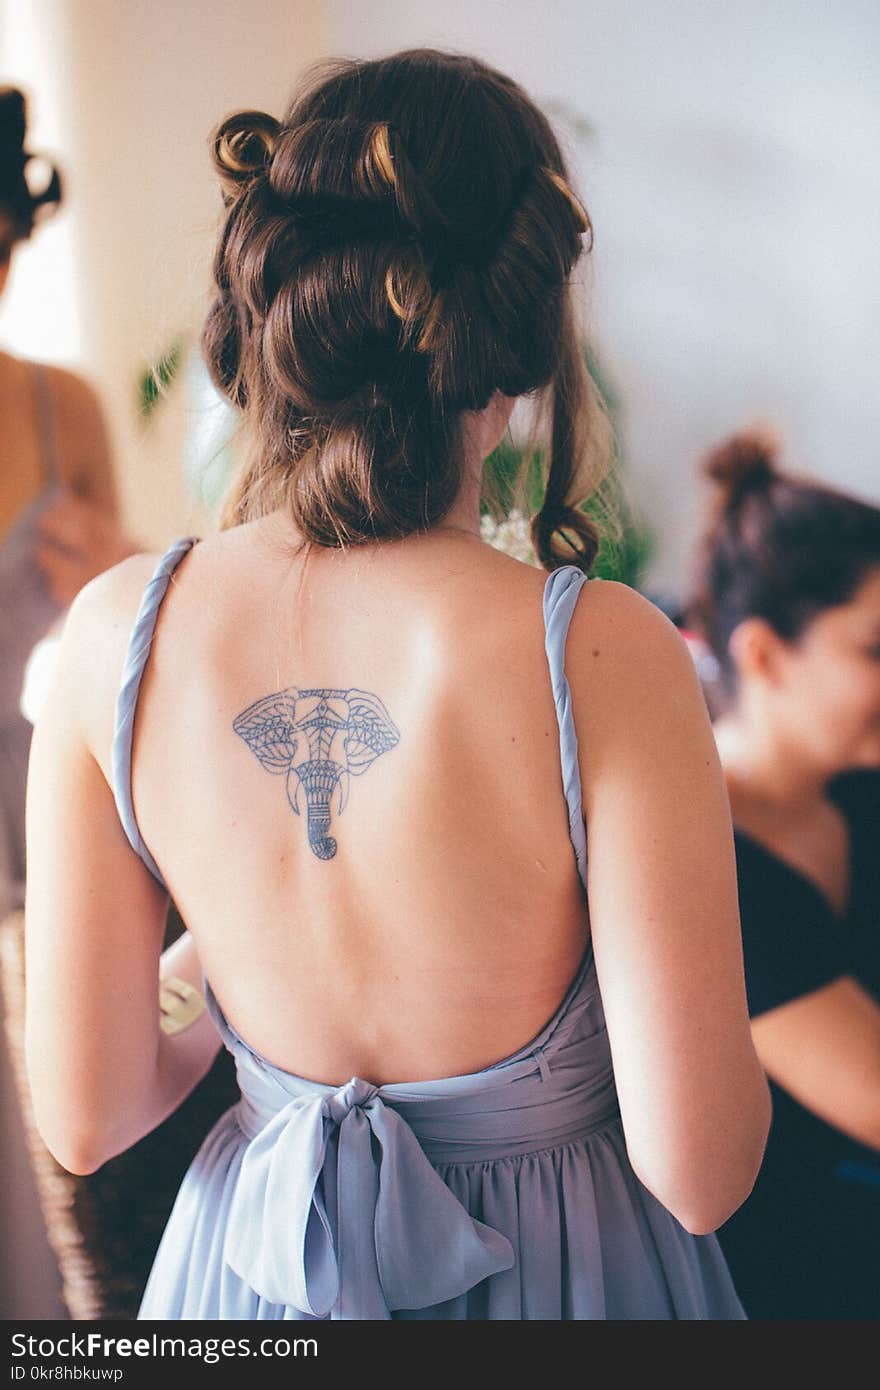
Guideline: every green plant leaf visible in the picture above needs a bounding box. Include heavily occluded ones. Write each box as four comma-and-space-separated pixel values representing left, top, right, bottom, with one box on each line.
138, 336, 186, 420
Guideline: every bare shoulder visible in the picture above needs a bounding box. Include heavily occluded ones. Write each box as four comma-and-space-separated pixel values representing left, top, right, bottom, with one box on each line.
66, 546, 194, 697
58, 552, 167, 769
70, 550, 166, 631
568, 576, 694, 676
42, 364, 105, 431
566, 578, 713, 800
0, 347, 28, 381
42, 362, 101, 405
62, 549, 167, 671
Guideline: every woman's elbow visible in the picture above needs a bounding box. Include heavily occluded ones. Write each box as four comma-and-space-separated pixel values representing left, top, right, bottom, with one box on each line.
642, 1163, 763, 1237
29, 1090, 115, 1176
672, 1180, 759, 1237
58, 1148, 105, 1178
632, 1084, 772, 1236
39, 1126, 109, 1177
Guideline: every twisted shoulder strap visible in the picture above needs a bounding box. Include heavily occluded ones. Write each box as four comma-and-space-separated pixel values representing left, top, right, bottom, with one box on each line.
110, 537, 200, 889
543, 565, 590, 892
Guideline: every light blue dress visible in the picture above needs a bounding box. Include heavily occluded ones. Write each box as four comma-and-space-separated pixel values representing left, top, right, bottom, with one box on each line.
113, 537, 746, 1320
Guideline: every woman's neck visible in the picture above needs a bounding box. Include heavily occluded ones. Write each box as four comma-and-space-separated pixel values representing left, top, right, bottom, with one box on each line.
712, 711, 833, 822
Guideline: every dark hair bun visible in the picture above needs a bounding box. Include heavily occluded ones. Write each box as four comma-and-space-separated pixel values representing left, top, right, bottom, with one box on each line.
702, 424, 782, 507
206, 49, 604, 568
0, 85, 62, 239
687, 416, 880, 704
0, 87, 26, 153
212, 109, 280, 202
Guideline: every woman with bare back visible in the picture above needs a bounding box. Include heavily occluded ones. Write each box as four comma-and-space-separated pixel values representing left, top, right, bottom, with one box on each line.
24, 49, 769, 1320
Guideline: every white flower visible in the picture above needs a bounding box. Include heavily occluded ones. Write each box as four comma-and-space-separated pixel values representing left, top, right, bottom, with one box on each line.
480, 507, 539, 566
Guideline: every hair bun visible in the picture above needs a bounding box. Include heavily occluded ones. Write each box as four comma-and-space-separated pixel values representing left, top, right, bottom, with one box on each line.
212, 110, 280, 200
702, 423, 782, 505
1, 85, 62, 233
0, 87, 27, 154
530, 499, 599, 571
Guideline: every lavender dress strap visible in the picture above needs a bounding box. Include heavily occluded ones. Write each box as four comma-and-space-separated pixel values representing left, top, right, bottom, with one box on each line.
543, 565, 590, 892
110, 537, 200, 891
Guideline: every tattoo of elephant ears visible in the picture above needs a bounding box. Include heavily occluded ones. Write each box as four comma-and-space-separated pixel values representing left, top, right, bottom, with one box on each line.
232, 686, 401, 860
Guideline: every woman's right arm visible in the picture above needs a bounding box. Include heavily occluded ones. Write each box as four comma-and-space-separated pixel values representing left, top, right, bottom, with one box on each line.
568, 579, 771, 1235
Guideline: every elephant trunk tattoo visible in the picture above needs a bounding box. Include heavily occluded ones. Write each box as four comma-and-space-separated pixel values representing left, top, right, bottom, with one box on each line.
233, 688, 400, 860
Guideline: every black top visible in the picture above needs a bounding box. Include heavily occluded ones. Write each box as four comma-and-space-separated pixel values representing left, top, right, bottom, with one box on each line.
716, 768, 880, 1319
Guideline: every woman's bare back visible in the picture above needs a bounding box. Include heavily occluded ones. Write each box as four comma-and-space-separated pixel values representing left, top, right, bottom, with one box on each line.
98, 516, 589, 1085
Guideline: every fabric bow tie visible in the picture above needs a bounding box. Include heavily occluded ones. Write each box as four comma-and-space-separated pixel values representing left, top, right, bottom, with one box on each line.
224, 1076, 515, 1318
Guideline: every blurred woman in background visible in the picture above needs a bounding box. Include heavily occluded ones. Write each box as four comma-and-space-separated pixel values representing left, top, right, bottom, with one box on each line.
687, 428, 880, 1319
24, 49, 769, 1321
0, 83, 137, 1321
0, 85, 137, 919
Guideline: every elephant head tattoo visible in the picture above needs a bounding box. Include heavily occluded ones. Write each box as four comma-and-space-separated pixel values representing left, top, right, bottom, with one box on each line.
232, 687, 400, 860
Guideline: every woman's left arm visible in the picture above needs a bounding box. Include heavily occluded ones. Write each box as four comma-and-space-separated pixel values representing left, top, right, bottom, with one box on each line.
24, 565, 222, 1176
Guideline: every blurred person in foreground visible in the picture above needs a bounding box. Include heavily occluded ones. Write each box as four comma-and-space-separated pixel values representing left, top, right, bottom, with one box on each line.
0, 85, 138, 919
0, 83, 141, 1322
687, 427, 880, 1319
24, 49, 769, 1320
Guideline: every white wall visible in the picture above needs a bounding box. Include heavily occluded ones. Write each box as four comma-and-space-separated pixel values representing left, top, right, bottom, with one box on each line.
1, 0, 325, 546
327, 0, 880, 596
0, 0, 82, 364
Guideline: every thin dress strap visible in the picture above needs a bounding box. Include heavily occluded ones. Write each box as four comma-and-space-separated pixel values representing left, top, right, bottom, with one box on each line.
111, 536, 200, 890
543, 564, 590, 894
32, 363, 62, 486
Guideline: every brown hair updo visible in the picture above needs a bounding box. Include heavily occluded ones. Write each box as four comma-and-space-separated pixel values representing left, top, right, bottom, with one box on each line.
0, 87, 62, 255
687, 424, 880, 697
203, 48, 606, 570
